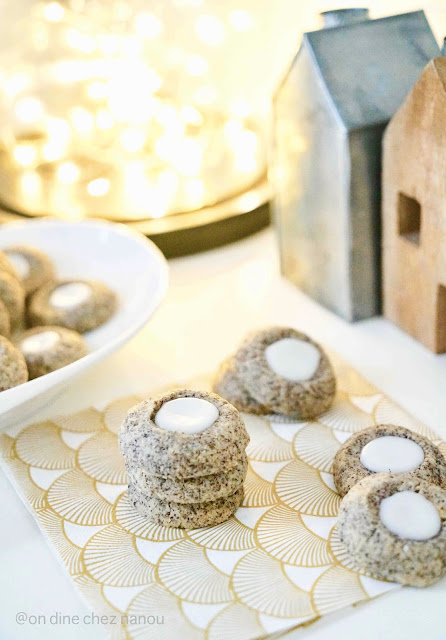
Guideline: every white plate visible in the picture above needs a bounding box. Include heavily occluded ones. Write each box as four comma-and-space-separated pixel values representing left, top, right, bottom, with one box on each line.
0, 218, 168, 428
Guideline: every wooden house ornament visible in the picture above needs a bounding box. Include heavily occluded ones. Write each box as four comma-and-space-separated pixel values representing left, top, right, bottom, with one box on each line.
273, 9, 439, 322
383, 56, 446, 353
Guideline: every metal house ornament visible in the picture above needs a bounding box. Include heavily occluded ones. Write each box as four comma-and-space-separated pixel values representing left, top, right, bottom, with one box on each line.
273, 9, 439, 321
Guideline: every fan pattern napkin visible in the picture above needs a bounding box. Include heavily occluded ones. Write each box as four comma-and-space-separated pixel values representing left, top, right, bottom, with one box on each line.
1, 353, 444, 640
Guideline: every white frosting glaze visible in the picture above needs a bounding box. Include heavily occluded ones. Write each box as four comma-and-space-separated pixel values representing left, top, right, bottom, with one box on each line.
379, 490, 441, 540
360, 436, 424, 473
50, 282, 91, 310
21, 330, 59, 354
264, 338, 320, 382
8, 252, 30, 279
155, 397, 219, 434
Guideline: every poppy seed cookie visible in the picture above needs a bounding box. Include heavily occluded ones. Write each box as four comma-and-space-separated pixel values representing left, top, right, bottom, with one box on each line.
119, 389, 250, 478
128, 483, 244, 528
338, 474, 446, 586
333, 424, 446, 497
233, 327, 336, 419
126, 453, 248, 504
213, 356, 269, 415
18, 326, 88, 380
0, 300, 10, 337
0, 335, 28, 391
28, 279, 117, 333
5, 245, 54, 295
0, 271, 25, 330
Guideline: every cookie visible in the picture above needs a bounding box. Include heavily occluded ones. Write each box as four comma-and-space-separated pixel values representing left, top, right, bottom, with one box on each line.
126, 453, 247, 504
0, 300, 10, 337
128, 483, 244, 528
28, 279, 117, 333
4, 245, 54, 295
18, 326, 88, 379
0, 335, 28, 391
119, 389, 250, 478
213, 356, 269, 415
0, 249, 19, 279
233, 327, 336, 419
0, 271, 25, 330
338, 473, 446, 586
333, 424, 446, 497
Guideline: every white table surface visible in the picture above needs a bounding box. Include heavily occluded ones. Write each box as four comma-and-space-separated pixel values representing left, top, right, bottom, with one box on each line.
0, 228, 444, 640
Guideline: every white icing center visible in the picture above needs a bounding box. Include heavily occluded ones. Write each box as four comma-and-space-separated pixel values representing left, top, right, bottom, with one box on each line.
8, 252, 30, 279
264, 338, 320, 382
360, 436, 424, 473
155, 397, 219, 434
379, 490, 441, 541
21, 330, 59, 354
50, 282, 91, 310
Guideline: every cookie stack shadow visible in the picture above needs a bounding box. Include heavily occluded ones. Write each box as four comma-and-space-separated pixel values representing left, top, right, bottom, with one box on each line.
119, 389, 250, 529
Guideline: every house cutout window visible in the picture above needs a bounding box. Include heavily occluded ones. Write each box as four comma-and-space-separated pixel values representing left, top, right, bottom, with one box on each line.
436, 285, 446, 354
398, 192, 421, 245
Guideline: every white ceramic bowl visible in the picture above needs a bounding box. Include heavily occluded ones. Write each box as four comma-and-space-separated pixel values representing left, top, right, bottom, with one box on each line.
0, 218, 168, 428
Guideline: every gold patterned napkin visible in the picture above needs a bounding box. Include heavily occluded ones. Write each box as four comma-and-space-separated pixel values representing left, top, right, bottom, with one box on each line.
1, 354, 444, 640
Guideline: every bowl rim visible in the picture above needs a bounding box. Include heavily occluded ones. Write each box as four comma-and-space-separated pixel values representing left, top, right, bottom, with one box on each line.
0, 217, 169, 411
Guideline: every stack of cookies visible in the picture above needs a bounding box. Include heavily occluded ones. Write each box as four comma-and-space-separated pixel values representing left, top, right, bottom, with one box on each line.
119, 389, 249, 528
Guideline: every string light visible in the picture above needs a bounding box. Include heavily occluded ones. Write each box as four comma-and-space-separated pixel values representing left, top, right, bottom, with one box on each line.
87, 178, 110, 197
229, 10, 254, 32
5, 0, 266, 220
14, 144, 37, 167
57, 162, 80, 184
43, 2, 64, 23
134, 13, 163, 39
195, 16, 225, 46
15, 97, 44, 123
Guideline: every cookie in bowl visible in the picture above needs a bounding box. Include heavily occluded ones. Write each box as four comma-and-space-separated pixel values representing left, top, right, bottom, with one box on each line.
28, 279, 117, 333
0, 335, 28, 391
119, 389, 249, 528
4, 245, 54, 295
338, 473, 446, 586
18, 326, 88, 379
231, 327, 336, 419
0, 300, 10, 337
0, 270, 25, 330
333, 424, 446, 497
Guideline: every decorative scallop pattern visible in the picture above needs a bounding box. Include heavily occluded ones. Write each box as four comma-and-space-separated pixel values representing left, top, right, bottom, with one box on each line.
104, 396, 142, 434
275, 461, 341, 516
313, 566, 367, 615
158, 540, 232, 603
319, 392, 375, 433
242, 466, 276, 507
78, 431, 127, 484
244, 414, 294, 462
126, 583, 204, 640
187, 517, 255, 550
232, 549, 314, 618
374, 398, 438, 440
0, 360, 425, 639
53, 408, 104, 432
293, 423, 341, 472
84, 525, 155, 587
257, 505, 333, 566
47, 470, 114, 525
208, 603, 264, 640
16, 422, 76, 469
115, 492, 185, 542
